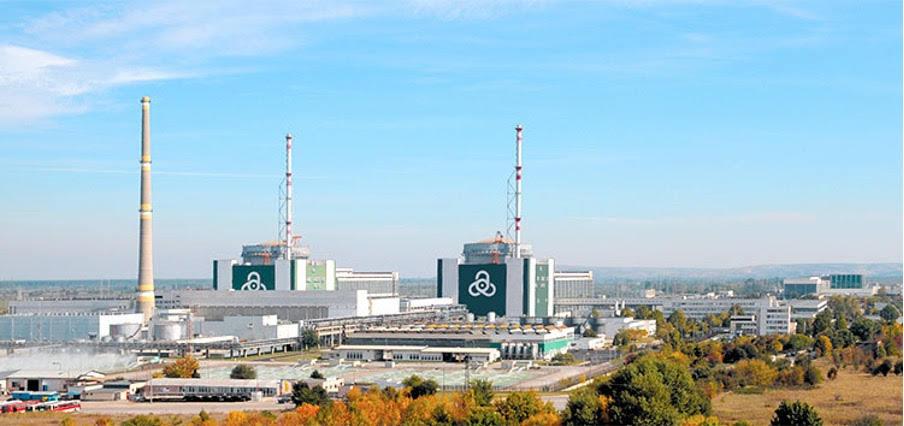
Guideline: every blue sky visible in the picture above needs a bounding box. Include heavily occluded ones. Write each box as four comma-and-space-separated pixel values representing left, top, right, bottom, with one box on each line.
0, 0, 900, 280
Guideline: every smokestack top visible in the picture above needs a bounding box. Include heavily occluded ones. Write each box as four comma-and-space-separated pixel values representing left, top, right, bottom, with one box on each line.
516, 124, 523, 131
141, 96, 150, 103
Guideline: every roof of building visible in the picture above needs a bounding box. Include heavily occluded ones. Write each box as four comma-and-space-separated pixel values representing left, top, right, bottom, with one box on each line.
336, 345, 428, 351
147, 378, 280, 387
421, 347, 499, 354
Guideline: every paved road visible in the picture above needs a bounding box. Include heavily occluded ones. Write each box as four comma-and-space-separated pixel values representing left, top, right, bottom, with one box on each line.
79, 399, 292, 415
80, 395, 573, 415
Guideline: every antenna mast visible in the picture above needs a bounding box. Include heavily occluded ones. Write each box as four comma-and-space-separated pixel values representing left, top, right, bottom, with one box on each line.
284, 133, 294, 260
514, 125, 523, 259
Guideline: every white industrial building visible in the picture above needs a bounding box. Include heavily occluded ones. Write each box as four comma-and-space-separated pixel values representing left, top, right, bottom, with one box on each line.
554, 271, 595, 299
8, 299, 132, 315
336, 268, 398, 296
199, 315, 298, 341
157, 290, 399, 322
333, 345, 501, 363
783, 274, 879, 298
401, 297, 454, 312
0, 313, 144, 341
556, 295, 795, 336
591, 317, 657, 339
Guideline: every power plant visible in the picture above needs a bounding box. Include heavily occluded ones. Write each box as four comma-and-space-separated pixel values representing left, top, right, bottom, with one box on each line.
137, 96, 155, 324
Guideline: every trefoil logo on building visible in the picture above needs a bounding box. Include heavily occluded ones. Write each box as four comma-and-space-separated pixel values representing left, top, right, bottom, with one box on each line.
241, 271, 266, 290
468, 270, 497, 297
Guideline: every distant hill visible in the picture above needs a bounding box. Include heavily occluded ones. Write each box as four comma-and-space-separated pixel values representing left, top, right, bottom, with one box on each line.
560, 263, 903, 281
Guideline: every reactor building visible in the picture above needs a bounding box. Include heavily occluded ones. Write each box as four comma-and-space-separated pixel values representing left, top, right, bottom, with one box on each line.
437, 126, 593, 319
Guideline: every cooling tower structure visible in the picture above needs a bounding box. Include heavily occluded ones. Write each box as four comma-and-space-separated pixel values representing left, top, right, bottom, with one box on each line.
137, 96, 155, 324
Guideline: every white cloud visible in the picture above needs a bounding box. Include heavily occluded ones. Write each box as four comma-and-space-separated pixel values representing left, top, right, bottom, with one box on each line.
0, 1, 379, 127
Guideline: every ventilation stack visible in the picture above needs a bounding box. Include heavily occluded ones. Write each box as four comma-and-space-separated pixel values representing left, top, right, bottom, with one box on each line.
137, 96, 155, 324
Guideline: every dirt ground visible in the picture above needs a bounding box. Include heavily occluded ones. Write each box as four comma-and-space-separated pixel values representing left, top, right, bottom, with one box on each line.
713, 363, 903, 425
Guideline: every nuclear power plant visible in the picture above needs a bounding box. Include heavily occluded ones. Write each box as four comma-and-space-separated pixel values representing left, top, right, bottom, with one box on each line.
0, 99, 598, 361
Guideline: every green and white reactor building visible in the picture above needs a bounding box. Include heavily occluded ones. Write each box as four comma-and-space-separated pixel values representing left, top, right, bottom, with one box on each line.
438, 235, 555, 318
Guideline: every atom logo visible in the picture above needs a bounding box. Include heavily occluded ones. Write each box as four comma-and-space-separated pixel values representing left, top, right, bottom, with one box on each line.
241, 271, 266, 290
468, 270, 496, 297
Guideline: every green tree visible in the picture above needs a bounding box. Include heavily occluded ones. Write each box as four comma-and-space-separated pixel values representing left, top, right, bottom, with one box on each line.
162, 356, 200, 379
229, 364, 256, 380
621, 307, 635, 318
582, 328, 599, 338
121, 415, 164, 426
879, 304, 901, 323
466, 407, 506, 426
598, 356, 710, 425
291, 382, 328, 406
848, 414, 884, 426
788, 334, 813, 351
310, 370, 325, 379
668, 310, 688, 334
493, 391, 554, 425
850, 317, 879, 341
812, 310, 833, 337
402, 375, 438, 399
803, 365, 822, 386
302, 328, 319, 349
562, 386, 605, 426
468, 379, 494, 407
770, 400, 822, 426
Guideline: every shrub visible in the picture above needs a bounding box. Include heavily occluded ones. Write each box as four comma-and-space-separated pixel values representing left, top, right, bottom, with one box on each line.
229, 364, 256, 380
770, 400, 822, 426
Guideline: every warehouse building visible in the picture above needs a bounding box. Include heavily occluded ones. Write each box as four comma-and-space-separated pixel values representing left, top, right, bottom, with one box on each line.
345, 323, 574, 360
554, 271, 595, 299
157, 290, 399, 322
333, 345, 501, 363
0, 313, 144, 341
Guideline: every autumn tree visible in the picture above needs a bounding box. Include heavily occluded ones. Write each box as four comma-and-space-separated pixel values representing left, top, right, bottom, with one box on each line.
493, 391, 556, 425
162, 355, 200, 378
735, 359, 777, 387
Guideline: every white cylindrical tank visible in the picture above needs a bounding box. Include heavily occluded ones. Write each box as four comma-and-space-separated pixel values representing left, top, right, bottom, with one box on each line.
154, 322, 184, 341
466, 313, 475, 323
487, 312, 496, 323
111, 323, 142, 339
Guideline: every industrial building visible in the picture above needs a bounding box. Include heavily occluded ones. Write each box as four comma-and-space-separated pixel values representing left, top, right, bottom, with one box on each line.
438, 245, 555, 318
0, 313, 144, 341
556, 295, 795, 336
8, 299, 132, 315
344, 322, 574, 360
554, 271, 595, 299
141, 378, 290, 401
783, 274, 878, 298
333, 345, 501, 363
156, 289, 397, 322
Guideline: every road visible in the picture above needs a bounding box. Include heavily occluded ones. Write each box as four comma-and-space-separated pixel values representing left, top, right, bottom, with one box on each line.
79, 399, 290, 415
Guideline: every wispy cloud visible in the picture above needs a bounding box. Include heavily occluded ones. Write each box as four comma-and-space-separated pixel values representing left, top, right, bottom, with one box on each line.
0, 1, 379, 127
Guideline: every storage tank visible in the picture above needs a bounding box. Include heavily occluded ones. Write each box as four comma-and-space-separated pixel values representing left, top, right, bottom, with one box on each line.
154, 322, 184, 341
487, 312, 496, 323
111, 323, 142, 339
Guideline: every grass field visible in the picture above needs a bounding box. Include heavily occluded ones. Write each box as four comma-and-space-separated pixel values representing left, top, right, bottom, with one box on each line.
713, 361, 903, 425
